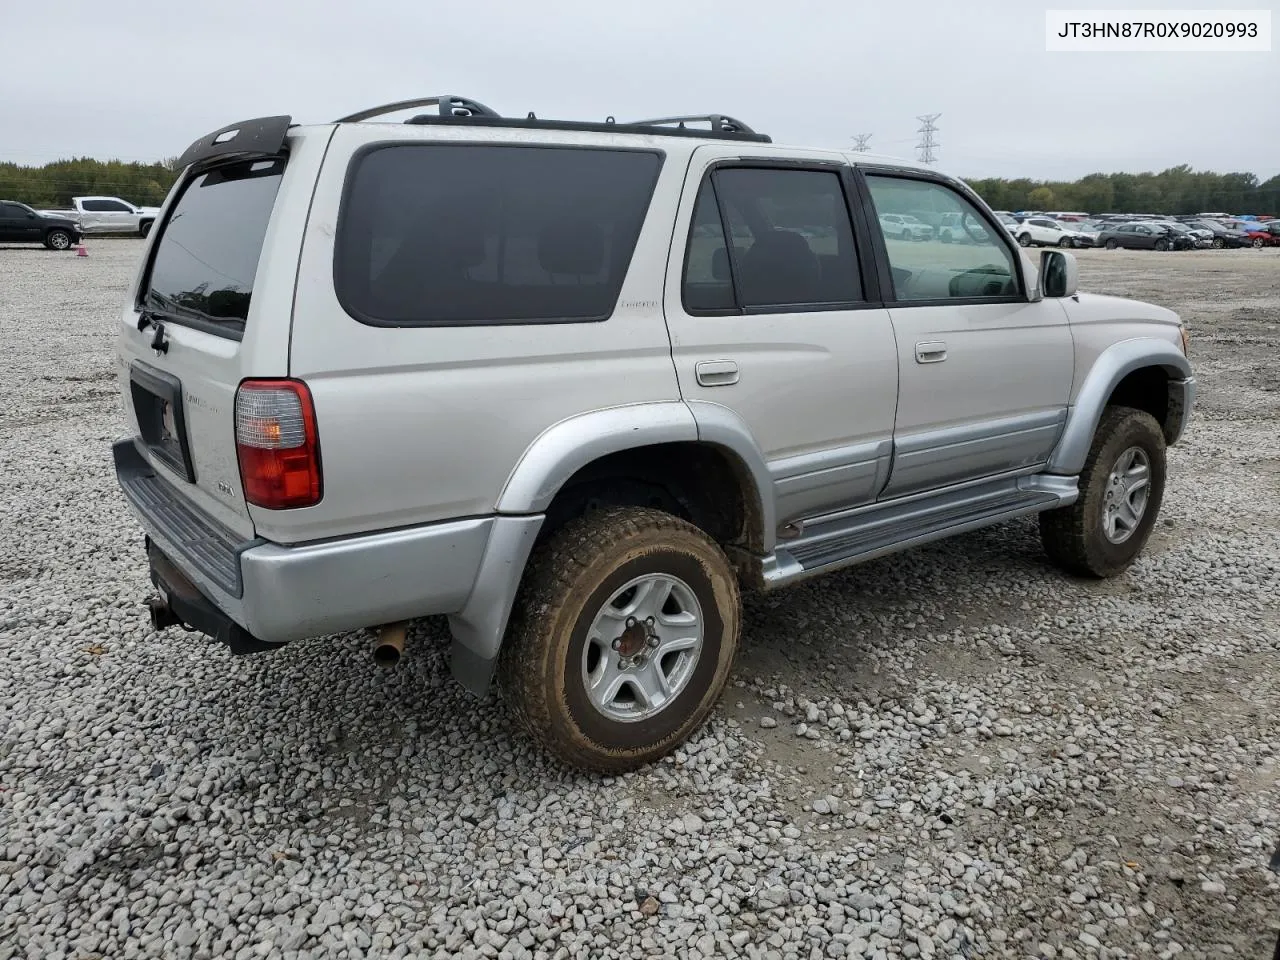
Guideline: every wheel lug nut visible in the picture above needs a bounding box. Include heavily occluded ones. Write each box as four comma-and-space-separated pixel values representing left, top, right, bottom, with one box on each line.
648, 636, 660, 648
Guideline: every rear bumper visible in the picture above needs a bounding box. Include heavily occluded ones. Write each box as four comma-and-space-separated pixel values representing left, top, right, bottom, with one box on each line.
112, 438, 536, 653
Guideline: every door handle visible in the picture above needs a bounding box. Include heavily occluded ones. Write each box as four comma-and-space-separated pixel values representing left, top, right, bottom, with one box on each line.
915, 341, 947, 364
695, 359, 739, 387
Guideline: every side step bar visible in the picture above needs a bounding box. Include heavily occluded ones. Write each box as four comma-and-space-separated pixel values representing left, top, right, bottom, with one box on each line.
761, 473, 1078, 588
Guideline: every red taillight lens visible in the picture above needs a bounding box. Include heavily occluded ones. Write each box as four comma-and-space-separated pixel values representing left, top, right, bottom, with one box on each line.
235, 379, 322, 509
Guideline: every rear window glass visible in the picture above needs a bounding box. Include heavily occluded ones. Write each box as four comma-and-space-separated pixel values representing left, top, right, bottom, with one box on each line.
335, 144, 662, 326
143, 158, 284, 337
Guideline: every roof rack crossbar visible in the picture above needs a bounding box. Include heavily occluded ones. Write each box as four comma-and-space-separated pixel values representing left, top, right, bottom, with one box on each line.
630, 114, 759, 136
335, 95, 501, 124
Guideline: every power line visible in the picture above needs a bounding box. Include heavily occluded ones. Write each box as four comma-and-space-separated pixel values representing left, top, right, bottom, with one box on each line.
916, 113, 941, 165
850, 134, 872, 153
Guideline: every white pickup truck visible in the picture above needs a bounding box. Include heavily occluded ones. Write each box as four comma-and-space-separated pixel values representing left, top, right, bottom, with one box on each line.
39, 196, 161, 237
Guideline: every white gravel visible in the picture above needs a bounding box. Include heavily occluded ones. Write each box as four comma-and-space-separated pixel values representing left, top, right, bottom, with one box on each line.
1, 240, 1278, 959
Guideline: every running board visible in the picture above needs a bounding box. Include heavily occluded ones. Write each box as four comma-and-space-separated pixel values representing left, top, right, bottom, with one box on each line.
761, 474, 1078, 588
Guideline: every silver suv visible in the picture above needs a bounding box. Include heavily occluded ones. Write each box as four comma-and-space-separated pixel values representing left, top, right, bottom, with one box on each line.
113, 96, 1195, 771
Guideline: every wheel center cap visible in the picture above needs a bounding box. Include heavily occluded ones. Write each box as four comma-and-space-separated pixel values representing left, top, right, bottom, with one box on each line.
617, 620, 649, 658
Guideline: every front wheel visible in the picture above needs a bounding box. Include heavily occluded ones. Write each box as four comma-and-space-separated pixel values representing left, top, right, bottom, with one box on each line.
1155, 238, 1170, 251
1040, 406, 1167, 578
1212, 237, 1224, 249
499, 506, 741, 772
1017, 233, 1032, 247
1058, 236, 1072, 248
1253, 238, 1265, 249
1105, 239, 1119, 250
45, 229, 73, 251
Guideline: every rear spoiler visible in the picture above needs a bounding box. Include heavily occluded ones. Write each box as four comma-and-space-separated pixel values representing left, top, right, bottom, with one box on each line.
176, 115, 292, 170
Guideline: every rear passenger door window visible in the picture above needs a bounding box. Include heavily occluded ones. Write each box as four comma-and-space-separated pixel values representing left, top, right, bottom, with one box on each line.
681, 166, 863, 313
865, 175, 1019, 302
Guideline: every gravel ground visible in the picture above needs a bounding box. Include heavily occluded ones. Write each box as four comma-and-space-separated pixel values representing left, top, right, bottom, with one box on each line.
1, 240, 1277, 960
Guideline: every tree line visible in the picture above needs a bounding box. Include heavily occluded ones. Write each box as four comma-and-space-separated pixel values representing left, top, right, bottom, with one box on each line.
0, 157, 180, 208
965, 166, 1280, 215
2, 157, 1277, 216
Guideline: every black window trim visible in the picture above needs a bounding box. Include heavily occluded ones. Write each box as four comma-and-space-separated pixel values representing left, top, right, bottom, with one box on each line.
679, 158, 882, 318
852, 163, 1029, 308
134, 152, 289, 342
333, 140, 666, 329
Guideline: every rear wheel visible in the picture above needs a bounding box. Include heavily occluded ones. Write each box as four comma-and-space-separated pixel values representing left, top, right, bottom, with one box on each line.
499, 506, 741, 772
1040, 406, 1166, 578
45, 229, 72, 251
139, 220, 153, 239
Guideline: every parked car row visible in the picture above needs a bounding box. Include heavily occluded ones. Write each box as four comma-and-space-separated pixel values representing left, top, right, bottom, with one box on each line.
991, 209, 1279, 251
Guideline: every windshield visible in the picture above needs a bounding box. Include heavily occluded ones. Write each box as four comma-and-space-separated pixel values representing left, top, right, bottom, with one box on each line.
142, 157, 284, 337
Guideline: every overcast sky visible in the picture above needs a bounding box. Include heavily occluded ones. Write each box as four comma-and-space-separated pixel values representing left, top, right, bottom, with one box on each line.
3, 0, 1276, 181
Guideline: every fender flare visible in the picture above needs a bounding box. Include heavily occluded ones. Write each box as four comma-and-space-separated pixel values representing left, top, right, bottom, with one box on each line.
495, 402, 700, 514
1046, 338, 1192, 475
450, 401, 776, 695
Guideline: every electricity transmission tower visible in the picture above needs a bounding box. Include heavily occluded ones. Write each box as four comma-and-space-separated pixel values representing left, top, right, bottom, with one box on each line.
915, 113, 941, 164
851, 134, 872, 153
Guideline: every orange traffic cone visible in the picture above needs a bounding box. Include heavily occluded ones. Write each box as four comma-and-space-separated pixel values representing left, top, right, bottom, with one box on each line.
75, 239, 88, 257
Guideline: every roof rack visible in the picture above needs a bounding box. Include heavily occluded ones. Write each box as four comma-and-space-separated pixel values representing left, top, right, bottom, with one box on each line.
335, 94, 770, 142
630, 114, 760, 136
335, 95, 500, 124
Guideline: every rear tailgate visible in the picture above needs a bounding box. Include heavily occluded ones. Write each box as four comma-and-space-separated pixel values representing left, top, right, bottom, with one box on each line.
116, 124, 334, 541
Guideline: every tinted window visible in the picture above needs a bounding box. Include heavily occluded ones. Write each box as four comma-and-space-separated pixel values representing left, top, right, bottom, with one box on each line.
336, 145, 661, 326
100, 200, 132, 212
0, 203, 27, 217
866, 176, 1018, 302
707, 168, 862, 309
143, 158, 284, 337
682, 179, 735, 312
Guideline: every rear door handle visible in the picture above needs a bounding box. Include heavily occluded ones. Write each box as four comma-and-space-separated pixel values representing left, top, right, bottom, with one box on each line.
915, 341, 947, 364
696, 359, 739, 387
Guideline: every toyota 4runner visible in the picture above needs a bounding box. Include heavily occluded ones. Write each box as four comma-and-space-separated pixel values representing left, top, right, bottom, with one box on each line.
113, 96, 1195, 771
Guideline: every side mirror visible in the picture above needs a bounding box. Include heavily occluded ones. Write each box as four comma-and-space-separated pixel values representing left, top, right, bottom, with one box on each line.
1040, 249, 1078, 298
26, 213, 35, 219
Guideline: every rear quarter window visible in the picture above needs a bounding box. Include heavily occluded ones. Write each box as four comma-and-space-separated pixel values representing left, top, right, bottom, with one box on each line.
334, 144, 663, 326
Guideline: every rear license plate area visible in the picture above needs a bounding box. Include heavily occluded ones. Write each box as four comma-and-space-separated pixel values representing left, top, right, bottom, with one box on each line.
130, 361, 195, 482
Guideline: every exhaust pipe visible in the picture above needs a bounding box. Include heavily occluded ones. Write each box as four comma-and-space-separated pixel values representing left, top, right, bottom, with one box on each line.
147, 596, 181, 631
373, 621, 408, 667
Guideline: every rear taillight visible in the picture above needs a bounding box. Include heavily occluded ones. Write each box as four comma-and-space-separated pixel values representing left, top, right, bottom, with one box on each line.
235, 379, 322, 509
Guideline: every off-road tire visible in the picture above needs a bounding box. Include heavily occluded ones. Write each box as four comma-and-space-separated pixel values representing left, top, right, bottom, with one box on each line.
1040, 406, 1166, 578
499, 506, 741, 772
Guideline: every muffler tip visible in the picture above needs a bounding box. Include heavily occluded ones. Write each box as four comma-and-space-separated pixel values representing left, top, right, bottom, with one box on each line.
373, 621, 408, 667
147, 596, 180, 631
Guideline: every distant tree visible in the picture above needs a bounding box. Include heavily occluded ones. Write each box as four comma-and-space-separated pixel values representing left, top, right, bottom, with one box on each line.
1027, 186, 1055, 210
